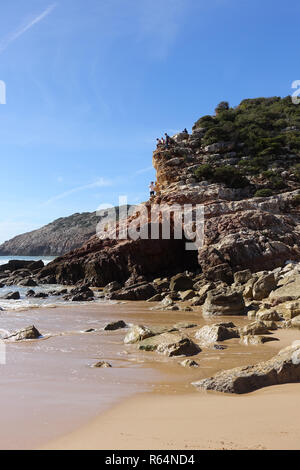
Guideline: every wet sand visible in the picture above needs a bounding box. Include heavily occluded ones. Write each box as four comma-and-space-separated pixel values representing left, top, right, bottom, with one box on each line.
0, 301, 299, 450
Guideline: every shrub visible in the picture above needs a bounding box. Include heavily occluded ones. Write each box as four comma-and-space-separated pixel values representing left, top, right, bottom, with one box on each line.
213, 166, 248, 188
194, 164, 214, 180
195, 165, 248, 189
254, 189, 273, 197
215, 101, 230, 114
193, 96, 300, 160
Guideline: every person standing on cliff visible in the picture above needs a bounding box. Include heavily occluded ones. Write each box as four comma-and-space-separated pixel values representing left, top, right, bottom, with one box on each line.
149, 182, 156, 198
164, 133, 170, 149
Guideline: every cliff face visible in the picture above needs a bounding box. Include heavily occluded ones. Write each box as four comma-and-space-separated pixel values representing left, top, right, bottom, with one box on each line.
0, 208, 130, 256
38, 97, 300, 286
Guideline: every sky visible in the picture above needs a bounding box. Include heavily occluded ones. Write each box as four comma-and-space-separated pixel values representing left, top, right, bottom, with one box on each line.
0, 0, 299, 243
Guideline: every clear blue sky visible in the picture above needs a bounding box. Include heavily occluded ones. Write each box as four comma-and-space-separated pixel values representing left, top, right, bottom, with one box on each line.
0, 0, 299, 243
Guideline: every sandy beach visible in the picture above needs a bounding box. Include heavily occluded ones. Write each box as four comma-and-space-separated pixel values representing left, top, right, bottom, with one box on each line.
42, 323, 300, 451
43, 383, 300, 450
0, 300, 299, 450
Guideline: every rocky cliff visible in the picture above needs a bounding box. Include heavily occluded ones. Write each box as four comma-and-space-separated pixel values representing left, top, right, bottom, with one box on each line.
38, 96, 300, 286
0, 207, 131, 256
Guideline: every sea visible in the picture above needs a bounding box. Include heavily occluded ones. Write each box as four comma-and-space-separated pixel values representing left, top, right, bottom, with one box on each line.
0, 255, 56, 266
0, 255, 104, 311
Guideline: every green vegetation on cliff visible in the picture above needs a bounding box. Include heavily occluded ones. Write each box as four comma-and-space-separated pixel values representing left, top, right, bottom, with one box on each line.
193, 96, 300, 191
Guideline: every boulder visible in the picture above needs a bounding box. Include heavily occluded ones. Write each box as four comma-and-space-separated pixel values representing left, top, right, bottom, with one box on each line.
252, 273, 277, 300
147, 293, 163, 302
234, 269, 252, 285
179, 359, 199, 368
166, 304, 180, 311
104, 320, 127, 331
196, 283, 215, 305
262, 321, 278, 330
153, 278, 170, 291
4, 325, 41, 341
269, 274, 300, 301
291, 316, 300, 328
153, 295, 175, 310
3, 291, 20, 300
192, 341, 300, 394
26, 290, 35, 297
64, 286, 94, 302
205, 263, 233, 284
256, 309, 282, 322
104, 281, 121, 292
33, 292, 49, 299
174, 322, 197, 329
170, 274, 194, 292
240, 335, 279, 345
109, 283, 156, 301
179, 290, 195, 301
138, 332, 201, 357
18, 278, 38, 287
240, 321, 271, 336
202, 288, 246, 317
124, 325, 154, 344
213, 344, 227, 350
195, 323, 240, 344
92, 361, 112, 368
243, 277, 258, 300
276, 301, 300, 320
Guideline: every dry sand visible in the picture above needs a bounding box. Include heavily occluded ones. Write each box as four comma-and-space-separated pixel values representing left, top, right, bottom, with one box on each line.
42, 326, 300, 451
43, 383, 300, 450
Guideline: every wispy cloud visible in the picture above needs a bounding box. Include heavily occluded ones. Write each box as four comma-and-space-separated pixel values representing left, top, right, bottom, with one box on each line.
43, 178, 113, 205
136, 0, 188, 60
135, 166, 154, 175
0, 3, 57, 54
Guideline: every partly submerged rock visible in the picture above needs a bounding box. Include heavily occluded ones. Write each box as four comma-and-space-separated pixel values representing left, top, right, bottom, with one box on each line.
104, 281, 121, 292
192, 341, 300, 394
138, 332, 201, 357
240, 321, 271, 336
3, 291, 20, 300
173, 322, 197, 330
256, 309, 282, 322
179, 359, 199, 368
104, 320, 127, 331
195, 323, 240, 344
92, 361, 112, 368
240, 335, 279, 345
4, 325, 42, 341
124, 325, 154, 344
